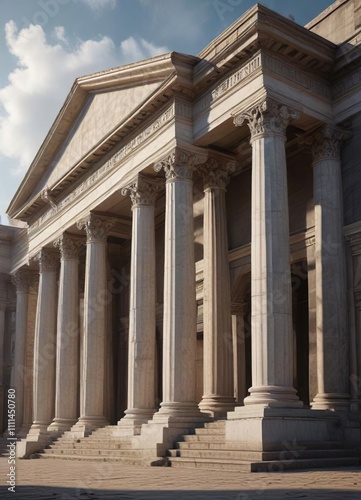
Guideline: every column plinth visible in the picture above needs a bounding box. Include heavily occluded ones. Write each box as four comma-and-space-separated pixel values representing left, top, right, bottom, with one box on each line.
117, 175, 160, 436
198, 157, 237, 417
70, 215, 114, 437
48, 234, 83, 433
305, 125, 351, 411
233, 99, 302, 409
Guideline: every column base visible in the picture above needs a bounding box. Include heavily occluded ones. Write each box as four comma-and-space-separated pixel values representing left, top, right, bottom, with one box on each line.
198, 396, 236, 418
244, 386, 303, 408
116, 409, 156, 436
69, 416, 109, 438
17, 424, 31, 439
16, 422, 53, 458
47, 418, 77, 434
153, 401, 208, 424
226, 406, 344, 452
311, 393, 350, 411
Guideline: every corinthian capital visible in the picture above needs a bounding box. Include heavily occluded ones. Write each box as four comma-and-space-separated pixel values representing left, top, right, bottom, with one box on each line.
234, 98, 299, 138
121, 175, 161, 208
33, 248, 59, 273
300, 125, 352, 162
12, 268, 38, 293
200, 156, 237, 190
154, 148, 207, 180
54, 234, 84, 260
77, 214, 114, 243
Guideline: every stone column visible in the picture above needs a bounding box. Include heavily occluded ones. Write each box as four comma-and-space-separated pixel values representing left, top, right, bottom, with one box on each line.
48, 234, 83, 433
199, 157, 236, 417
11, 269, 36, 434
152, 149, 206, 420
117, 175, 160, 434
306, 125, 351, 411
28, 249, 59, 441
71, 214, 114, 436
234, 99, 301, 408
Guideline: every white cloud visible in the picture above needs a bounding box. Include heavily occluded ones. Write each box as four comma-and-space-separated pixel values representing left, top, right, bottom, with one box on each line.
0, 21, 168, 176
78, 0, 116, 10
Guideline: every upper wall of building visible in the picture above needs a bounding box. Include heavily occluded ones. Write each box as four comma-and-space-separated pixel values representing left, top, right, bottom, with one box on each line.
306, 0, 361, 45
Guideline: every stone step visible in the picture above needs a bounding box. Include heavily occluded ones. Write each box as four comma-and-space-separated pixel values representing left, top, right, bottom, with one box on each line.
168, 447, 358, 461
177, 441, 346, 452
47, 440, 133, 451
40, 453, 146, 464
169, 456, 360, 472
182, 434, 225, 443
203, 421, 226, 430
43, 447, 142, 457
193, 427, 225, 436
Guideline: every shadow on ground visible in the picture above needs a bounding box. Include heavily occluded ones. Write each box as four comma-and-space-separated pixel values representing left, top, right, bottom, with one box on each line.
0, 486, 360, 499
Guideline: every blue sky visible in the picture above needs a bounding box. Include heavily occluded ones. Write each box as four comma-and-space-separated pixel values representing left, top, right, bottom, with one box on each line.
0, 0, 335, 224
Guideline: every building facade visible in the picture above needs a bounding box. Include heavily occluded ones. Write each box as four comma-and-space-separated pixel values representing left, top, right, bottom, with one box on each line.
1, 0, 361, 469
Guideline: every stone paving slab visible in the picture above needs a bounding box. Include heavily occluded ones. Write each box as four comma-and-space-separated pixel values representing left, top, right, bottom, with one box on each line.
0, 457, 360, 499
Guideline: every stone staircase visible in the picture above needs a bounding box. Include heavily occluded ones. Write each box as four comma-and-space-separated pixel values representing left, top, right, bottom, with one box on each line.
39, 426, 148, 464
167, 420, 361, 472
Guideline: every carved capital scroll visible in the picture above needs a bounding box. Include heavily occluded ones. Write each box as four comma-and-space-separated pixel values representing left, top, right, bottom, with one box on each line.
300, 125, 352, 162
234, 98, 299, 138
77, 214, 114, 243
54, 234, 84, 260
154, 148, 207, 180
121, 175, 161, 208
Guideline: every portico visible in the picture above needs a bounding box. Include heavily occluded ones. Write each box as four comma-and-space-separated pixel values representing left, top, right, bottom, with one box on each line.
2, 1, 361, 468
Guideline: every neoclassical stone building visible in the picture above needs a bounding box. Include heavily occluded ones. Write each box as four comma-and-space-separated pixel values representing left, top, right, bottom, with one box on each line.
1, 0, 361, 469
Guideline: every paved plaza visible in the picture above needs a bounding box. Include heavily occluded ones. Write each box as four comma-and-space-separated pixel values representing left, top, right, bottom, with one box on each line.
0, 457, 360, 499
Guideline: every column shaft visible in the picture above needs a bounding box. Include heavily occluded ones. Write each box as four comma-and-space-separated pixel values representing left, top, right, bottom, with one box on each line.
28, 250, 58, 440
49, 235, 82, 432
309, 125, 351, 410
71, 215, 113, 436
11, 269, 35, 433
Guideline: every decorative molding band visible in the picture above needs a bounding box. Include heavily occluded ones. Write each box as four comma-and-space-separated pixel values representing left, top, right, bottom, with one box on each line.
53, 234, 84, 260
77, 214, 115, 243
154, 148, 207, 180
194, 53, 262, 116
333, 70, 361, 100
29, 104, 176, 234
262, 54, 331, 99
234, 98, 299, 138
121, 174, 162, 208
300, 125, 352, 162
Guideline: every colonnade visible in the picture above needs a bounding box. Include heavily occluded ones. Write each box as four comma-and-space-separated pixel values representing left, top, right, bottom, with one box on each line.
12, 98, 352, 448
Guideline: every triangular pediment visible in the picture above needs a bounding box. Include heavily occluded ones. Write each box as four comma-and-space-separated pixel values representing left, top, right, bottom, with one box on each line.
38, 81, 161, 192
8, 52, 198, 220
